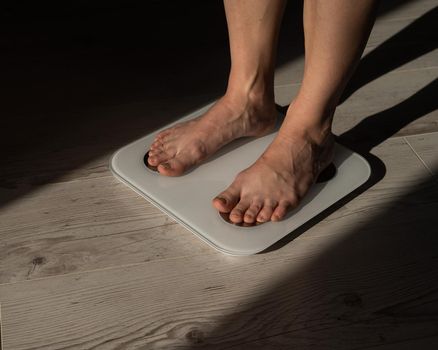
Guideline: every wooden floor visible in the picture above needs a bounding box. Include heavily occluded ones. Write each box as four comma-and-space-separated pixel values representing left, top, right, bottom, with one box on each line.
1, 1, 437, 349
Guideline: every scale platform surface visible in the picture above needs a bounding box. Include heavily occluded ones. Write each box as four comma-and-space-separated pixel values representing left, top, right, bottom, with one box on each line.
110, 104, 371, 256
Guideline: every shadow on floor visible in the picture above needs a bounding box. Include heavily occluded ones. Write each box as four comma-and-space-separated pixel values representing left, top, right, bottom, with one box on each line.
182, 4, 438, 348
0, 0, 428, 208
341, 5, 438, 103
265, 75, 437, 255
186, 169, 438, 349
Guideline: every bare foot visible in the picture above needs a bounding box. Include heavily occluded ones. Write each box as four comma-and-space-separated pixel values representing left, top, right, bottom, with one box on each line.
147, 93, 277, 176
212, 124, 335, 224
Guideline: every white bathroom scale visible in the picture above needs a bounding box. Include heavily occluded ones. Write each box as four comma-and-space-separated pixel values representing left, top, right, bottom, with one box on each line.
110, 103, 371, 256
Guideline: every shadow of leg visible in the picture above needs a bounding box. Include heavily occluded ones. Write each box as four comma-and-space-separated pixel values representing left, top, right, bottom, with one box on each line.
340, 7, 438, 103
340, 78, 438, 153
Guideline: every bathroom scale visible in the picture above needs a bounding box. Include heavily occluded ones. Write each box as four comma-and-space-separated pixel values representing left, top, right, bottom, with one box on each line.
110, 103, 371, 256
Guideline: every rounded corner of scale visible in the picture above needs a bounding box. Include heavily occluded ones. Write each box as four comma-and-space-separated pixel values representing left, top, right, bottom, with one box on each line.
109, 148, 125, 178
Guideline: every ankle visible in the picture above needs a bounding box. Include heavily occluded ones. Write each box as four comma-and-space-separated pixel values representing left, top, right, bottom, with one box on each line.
226, 68, 275, 104
278, 125, 333, 150
281, 97, 335, 144
222, 85, 275, 116
291, 89, 338, 118
279, 110, 334, 147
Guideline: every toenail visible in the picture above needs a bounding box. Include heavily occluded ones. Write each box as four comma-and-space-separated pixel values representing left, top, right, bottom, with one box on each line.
215, 197, 227, 204
160, 162, 170, 169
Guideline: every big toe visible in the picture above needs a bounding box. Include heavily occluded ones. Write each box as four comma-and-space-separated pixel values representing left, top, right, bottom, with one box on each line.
158, 149, 204, 176
157, 158, 187, 176
212, 187, 239, 213
148, 149, 170, 167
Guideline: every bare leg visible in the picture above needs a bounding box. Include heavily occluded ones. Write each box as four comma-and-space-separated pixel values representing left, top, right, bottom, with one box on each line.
147, 0, 286, 176
213, 0, 379, 224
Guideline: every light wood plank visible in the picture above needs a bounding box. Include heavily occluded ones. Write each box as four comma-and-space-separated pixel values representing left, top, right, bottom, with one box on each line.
0, 136, 427, 284
3, 245, 437, 350
377, 0, 436, 21
2, 137, 437, 349
276, 0, 436, 28
367, 11, 435, 48
405, 132, 438, 178
375, 0, 436, 21
335, 68, 438, 137
276, 67, 438, 137
0, 175, 213, 284
275, 2, 438, 86
274, 46, 437, 87
0, 303, 3, 350
378, 0, 436, 20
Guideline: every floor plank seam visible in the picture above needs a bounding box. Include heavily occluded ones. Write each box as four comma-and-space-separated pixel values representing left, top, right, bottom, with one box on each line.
384, 130, 438, 141
0, 302, 3, 350
382, 66, 438, 74
404, 130, 438, 137
404, 136, 436, 179
274, 81, 302, 89
275, 65, 438, 89
375, 14, 434, 23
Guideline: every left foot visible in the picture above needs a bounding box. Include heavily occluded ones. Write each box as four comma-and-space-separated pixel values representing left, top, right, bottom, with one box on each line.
212, 122, 335, 224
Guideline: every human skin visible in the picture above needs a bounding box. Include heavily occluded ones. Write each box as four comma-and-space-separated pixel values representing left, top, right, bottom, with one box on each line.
148, 0, 379, 224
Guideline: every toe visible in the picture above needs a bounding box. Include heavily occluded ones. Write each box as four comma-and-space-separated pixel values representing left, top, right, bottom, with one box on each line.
149, 141, 160, 150
147, 153, 157, 166
212, 186, 240, 213
148, 150, 170, 166
148, 149, 158, 156
271, 200, 292, 221
148, 141, 167, 165
160, 134, 176, 146
244, 200, 263, 224
156, 130, 171, 140
157, 158, 185, 176
229, 200, 250, 224
257, 200, 277, 223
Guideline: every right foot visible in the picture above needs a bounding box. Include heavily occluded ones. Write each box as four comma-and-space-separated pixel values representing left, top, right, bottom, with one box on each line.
147, 94, 277, 176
